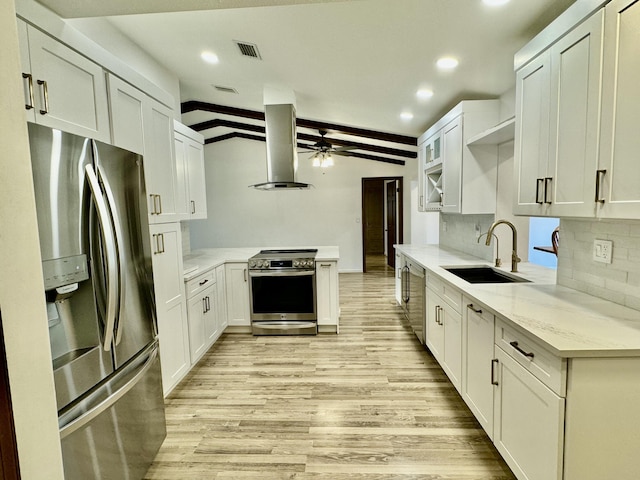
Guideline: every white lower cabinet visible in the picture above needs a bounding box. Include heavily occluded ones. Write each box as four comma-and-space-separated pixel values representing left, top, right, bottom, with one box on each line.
186, 271, 219, 364
225, 263, 251, 327
149, 222, 189, 396
493, 345, 565, 480
462, 300, 495, 439
216, 265, 228, 330
425, 277, 462, 392
316, 260, 339, 331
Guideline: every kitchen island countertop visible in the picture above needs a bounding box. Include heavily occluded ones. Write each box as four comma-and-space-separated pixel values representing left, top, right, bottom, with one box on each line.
396, 244, 640, 358
183, 246, 340, 281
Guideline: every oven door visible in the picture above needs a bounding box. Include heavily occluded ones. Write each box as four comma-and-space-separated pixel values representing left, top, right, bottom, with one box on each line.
249, 270, 316, 322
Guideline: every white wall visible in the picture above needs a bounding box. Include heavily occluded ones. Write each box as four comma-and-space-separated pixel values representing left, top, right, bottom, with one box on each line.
1, 4, 65, 478
189, 138, 409, 271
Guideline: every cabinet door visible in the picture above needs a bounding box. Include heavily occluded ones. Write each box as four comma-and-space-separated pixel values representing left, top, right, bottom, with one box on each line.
598, 0, 640, 218
107, 74, 144, 154
186, 140, 207, 219
316, 261, 339, 328
144, 100, 182, 224
493, 346, 565, 480
17, 19, 35, 123
547, 10, 604, 217
514, 50, 551, 215
462, 302, 495, 439
441, 302, 462, 392
149, 223, 189, 395
204, 284, 219, 344
26, 26, 110, 142
425, 288, 444, 363
224, 263, 251, 327
441, 117, 463, 213
187, 292, 206, 364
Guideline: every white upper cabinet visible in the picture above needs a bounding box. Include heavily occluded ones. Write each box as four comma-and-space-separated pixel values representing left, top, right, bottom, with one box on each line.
108, 73, 183, 224
18, 22, 110, 143
597, 0, 640, 218
514, 10, 604, 217
418, 100, 500, 215
174, 122, 207, 221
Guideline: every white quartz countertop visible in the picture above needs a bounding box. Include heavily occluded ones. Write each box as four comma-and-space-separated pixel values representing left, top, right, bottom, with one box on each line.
396, 244, 640, 358
183, 246, 340, 281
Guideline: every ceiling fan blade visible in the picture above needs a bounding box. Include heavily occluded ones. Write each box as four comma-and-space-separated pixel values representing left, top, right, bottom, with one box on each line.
333, 145, 357, 152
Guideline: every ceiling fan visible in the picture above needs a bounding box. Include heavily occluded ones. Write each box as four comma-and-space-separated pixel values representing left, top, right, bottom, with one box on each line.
298, 130, 355, 167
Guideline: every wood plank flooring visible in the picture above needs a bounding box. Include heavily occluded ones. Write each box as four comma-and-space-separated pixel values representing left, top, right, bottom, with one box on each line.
146, 258, 516, 479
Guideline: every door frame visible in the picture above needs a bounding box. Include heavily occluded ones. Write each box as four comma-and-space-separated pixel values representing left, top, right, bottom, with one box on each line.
361, 176, 403, 272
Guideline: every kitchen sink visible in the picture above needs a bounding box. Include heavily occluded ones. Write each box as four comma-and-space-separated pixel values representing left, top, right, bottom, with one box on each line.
443, 266, 530, 284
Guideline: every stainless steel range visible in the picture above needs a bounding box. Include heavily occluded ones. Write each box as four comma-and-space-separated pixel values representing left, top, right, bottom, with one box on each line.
248, 249, 318, 335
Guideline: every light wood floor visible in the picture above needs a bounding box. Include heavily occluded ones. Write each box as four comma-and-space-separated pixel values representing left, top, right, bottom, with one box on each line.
146, 264, 516, 479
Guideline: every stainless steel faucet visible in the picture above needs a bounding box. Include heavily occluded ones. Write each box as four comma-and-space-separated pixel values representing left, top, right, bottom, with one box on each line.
485, 219, 520, 272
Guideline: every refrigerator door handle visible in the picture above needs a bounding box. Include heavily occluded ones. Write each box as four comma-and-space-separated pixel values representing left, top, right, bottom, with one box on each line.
95, 164, 126, 346
85, 164, 119, 351
59, 344, 159, 440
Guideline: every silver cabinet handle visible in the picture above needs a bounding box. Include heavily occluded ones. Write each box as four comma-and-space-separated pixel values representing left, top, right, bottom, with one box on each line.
467, 303, 482, 314
202, 297, 207, 314
36, 79, 49, 115
509, 341, 534, 359
244, 268, 247, 282
491, 358, 499, 386
22, 73, 34, 110
152, 233, 165, 254
156, 194, 162, 214
595, 169, 606, 204
191, 200, 196, 214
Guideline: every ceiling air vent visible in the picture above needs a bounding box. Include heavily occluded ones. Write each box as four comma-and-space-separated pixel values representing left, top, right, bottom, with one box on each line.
213, 85, 239, 94
234, 40, 262, 60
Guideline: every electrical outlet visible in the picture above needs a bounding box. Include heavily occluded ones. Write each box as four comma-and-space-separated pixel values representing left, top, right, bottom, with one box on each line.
593, 239, 613, 264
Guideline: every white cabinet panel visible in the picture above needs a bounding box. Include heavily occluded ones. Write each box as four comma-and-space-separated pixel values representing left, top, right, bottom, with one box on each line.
187, 283, 216, 363
20, 24, 110, 142
174, 123, 207, 220
316, 260, 339, 330
598, 0, 640, 218
216, 265, 228, 330
493, 346, 565, 480
107, 74, 144, 154
425, 288, 445, 364
462, 301, 495, 439
144, 101, 182, 223
149, 222, 189, 395
225, 263, 251, 327
441, 116, 463, 213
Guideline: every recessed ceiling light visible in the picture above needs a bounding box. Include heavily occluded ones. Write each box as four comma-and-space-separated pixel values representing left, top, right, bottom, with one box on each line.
483, 0, 510, 6
436, 57, 459, 70
400, 112, 414, 121
417, 89, 434, 99
201, 51, 219, 64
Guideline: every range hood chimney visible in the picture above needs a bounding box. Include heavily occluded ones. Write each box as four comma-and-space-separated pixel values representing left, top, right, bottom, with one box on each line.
251, 103, 311, 190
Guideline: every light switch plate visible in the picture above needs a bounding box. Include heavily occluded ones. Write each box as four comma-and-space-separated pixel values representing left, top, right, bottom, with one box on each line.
593, 239, 613, 264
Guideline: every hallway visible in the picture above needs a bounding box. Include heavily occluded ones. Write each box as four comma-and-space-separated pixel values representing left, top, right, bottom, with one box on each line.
146, 267, 515, 479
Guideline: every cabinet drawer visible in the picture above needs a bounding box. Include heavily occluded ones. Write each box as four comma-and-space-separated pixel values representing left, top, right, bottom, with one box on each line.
495, 319, 566, 396
186, 271, 215, 299
427, 273, 462, 313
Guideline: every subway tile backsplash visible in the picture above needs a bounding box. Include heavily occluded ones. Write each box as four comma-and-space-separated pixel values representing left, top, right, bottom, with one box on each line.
557, 218, 640, 311
439, 213, 495, 261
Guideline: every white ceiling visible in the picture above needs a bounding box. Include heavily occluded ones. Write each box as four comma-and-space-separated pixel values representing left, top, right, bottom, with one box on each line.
51, 0, 576, 137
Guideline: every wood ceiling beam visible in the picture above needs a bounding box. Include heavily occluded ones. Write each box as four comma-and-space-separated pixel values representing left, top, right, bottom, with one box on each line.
202, 131, 405, 165
182, 100, 417, 146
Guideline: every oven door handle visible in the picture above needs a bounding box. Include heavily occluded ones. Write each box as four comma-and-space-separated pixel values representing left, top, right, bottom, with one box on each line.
249, 270, 316, 277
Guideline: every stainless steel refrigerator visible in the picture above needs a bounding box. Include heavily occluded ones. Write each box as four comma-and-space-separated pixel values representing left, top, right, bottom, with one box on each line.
27, 123, 166, 479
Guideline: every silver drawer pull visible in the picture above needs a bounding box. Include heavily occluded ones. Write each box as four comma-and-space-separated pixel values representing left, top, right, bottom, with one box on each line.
509, 341, 534, 359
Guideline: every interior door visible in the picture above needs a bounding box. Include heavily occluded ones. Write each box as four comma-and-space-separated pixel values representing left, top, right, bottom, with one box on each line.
0, 313, 20, 480
386, 180, 397, 268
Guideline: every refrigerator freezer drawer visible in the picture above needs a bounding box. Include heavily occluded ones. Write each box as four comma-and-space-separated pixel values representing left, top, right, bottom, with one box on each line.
59, 343, 166, 480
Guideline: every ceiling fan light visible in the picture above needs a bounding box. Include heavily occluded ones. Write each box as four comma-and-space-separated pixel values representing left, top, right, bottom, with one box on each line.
312, 154, 321, 167
323, 155, 334, 167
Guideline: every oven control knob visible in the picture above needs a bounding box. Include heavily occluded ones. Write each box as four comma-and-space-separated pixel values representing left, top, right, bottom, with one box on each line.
262, 261, 270, 269
293, 260, 300, 267
249, 260, 255, 268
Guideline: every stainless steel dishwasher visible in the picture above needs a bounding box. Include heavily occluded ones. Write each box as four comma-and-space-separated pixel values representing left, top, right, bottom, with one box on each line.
401, 259, 425, 344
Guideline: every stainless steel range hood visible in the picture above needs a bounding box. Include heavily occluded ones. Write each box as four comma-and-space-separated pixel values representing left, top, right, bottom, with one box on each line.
251, 103, 311, 190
